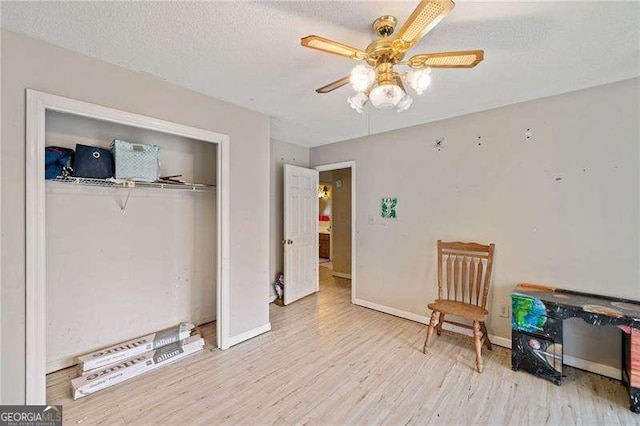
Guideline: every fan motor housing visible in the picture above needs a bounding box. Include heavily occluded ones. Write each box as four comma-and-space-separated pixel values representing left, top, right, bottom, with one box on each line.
365, 38, 405, 66
373, 15, 397, 37
367, 15, 406, 66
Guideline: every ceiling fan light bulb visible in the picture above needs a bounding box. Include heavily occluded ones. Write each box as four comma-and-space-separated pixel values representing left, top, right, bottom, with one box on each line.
396, 94, 413, 112
407, 68, 432, 95
349, 64, 376, 92
369, 84, 404, 110
347, 92, 368, 113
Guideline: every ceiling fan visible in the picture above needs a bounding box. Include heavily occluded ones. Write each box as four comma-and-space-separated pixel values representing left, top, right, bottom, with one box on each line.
300, 0, 484, 113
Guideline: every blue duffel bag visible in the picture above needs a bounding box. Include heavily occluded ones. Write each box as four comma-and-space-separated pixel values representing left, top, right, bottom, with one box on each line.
45, 146, 74, 179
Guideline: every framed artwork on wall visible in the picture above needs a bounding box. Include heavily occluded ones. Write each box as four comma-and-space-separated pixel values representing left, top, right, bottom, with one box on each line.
381, 197, 397, 219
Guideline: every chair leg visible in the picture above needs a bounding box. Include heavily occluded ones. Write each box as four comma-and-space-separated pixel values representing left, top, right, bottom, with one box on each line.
480, 322, 492, 350
473, 320, 483, 373
436, 313, 445, 336
423, 311, 438, 354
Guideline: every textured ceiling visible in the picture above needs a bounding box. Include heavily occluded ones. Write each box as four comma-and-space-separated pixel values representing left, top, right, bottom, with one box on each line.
2, 1, 639, 147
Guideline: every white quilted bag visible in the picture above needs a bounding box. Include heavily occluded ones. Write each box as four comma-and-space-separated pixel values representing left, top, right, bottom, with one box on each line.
111, 139, 160, 182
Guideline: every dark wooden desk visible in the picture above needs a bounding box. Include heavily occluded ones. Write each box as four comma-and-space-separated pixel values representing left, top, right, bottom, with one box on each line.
511, 283, 640, 413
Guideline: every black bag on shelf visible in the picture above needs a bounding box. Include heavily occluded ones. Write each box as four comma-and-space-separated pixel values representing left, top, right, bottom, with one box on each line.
72, 144, 114, 179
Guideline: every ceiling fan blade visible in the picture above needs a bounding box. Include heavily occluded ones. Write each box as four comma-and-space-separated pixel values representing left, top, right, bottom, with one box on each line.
301, 35, 368, 60
394, 1, 455, 52
408, 50, 484, 68
316, 76, 350, 94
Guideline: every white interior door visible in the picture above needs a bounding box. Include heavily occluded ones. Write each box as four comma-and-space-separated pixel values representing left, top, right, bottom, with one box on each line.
284, 164, 319, 305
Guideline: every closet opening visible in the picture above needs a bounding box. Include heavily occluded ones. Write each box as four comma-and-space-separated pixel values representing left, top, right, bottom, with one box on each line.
26, 90, 230, 404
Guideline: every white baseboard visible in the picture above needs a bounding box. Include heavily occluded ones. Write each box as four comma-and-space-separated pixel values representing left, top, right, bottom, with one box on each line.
353, 298, 621, 380
354, 298, 430, 324
332, 272, 352, 280
46, 317, 218, 374
563, 354, 621, 380
47, 358, 75, 374
489, 334, 512, 349
227, 322, 271, 347
196, 316, 216, 326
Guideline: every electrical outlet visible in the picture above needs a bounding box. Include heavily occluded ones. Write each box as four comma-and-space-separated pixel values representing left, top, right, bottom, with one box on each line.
500, 304, 509, 318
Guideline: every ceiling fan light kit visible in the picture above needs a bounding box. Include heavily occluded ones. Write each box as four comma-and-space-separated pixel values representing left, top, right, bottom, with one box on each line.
301, 0, 484, 113
349, 64, 376, 92
369, 84, 405, 110
396, 93, 414, 113
347, 92, 368, 113
406, 67, 432, 95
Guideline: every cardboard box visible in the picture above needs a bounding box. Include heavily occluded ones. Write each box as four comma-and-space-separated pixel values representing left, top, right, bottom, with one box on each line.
71, 334, 204, 400
77, 322, 195, 372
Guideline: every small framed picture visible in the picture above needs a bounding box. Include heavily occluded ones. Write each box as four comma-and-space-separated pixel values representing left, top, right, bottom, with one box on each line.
381, 197, 397, 219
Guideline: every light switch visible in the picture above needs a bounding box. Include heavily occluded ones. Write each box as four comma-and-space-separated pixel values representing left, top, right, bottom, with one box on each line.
368, 213, 375, 225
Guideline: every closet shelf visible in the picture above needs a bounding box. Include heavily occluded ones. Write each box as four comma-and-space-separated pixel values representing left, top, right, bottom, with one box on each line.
47, 176, 216, 192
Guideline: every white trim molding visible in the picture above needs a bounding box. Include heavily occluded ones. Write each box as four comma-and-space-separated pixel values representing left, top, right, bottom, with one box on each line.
354, 298, 430, 325
314, 161, 356, 304
25, 89, 231, 403
44, 315, 218, 374
332, 272, 352, 280
226, 323, 272, 347
353, 298, 621, 381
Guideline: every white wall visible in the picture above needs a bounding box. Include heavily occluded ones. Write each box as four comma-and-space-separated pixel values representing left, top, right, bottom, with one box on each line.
310, 78, 640, 369
269, 139, 309, 299
1, 30, 270, 403
44, 111, 216, 372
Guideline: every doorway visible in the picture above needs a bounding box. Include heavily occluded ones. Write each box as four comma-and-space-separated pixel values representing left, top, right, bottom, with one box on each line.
315, 162, 356, 302
317, 175, 332, 266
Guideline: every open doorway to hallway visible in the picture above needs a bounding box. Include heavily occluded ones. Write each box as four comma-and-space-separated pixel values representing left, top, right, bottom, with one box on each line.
318, 167, 352, 293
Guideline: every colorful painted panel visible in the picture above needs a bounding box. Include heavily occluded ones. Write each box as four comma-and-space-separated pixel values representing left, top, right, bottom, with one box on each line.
621, 325, 640, 412
512, 331, 562, 385
619, 325, 640, 381
512, 293, 547, 333
513, 283, 640, 323
632, 328, 640, 389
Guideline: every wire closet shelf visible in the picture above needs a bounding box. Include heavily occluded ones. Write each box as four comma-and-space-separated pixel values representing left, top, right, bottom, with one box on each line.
47, 176, 216, 213
48, 176, 216, 192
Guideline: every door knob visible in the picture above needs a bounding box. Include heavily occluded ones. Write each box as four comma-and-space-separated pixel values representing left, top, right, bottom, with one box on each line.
288, 239, 293, 245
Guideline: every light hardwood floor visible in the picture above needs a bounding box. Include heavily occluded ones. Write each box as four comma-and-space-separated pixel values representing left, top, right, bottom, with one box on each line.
47, 263, 637, 424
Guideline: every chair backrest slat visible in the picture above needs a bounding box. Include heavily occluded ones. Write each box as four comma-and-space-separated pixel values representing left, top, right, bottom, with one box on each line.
437, 242, 443, 301
476, 259, 483, 305
436, 240, 495, 309
481, 248, 495, 307
453, 256, 459, 301
461, 257, 467, 302
468, 258, 476, 305
446, 253, 453, 299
